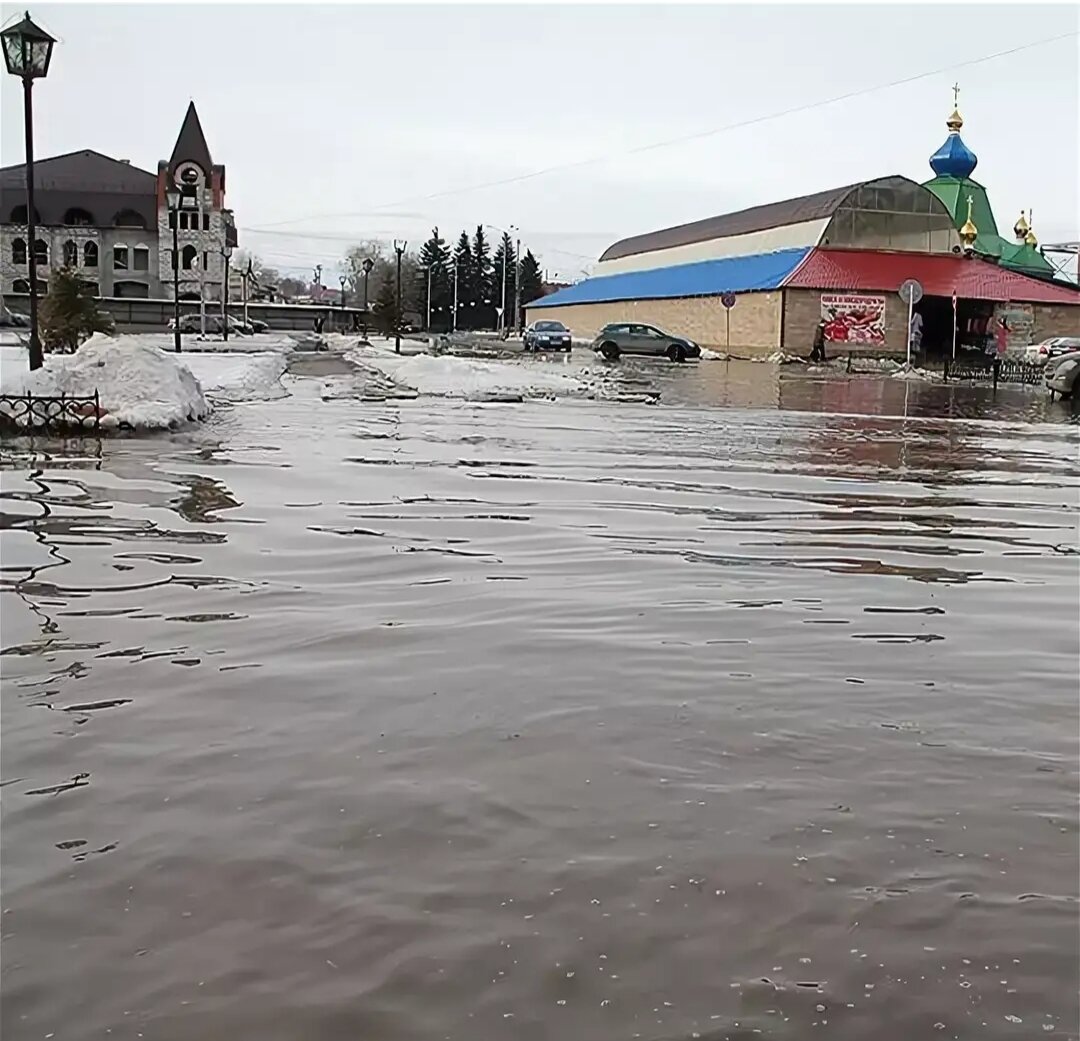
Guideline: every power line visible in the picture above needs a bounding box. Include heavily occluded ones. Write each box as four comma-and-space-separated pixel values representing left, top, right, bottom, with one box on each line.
241, 31, 1076, 231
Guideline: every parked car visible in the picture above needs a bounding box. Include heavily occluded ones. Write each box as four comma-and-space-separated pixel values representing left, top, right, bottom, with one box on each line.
172, 314, 251, 335
591, 322, 701, 362
1045, 350, 1080, 400
523, 320, 572, 352
0, 307, 30, 328
1024, 336, 1080, 364
248, 317, 270, 334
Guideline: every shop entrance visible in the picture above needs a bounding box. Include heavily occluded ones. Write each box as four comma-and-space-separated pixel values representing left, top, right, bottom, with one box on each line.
914, 295, 995, 360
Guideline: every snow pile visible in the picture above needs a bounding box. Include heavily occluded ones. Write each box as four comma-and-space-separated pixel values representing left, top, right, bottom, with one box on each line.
699, 347, 731, 361
180, 351, 288, 402
890, 364, 941, 382
766, 351, 807, 365
347, 346, 587, 400
0, 334, 209, 430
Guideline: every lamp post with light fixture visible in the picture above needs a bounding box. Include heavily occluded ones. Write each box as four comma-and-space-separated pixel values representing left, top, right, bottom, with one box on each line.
165, 183, 182, 352
2, 10, 56, 371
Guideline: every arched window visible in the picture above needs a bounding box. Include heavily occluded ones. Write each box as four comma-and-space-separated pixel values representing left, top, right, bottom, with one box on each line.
63, 240, 79, 267
181, 244, 197, 270
12, 278, 30, 294
83, 241, 99, 267
11, 238, 27, 264
33, 239, 48, 265
63, 207, 95, 226
8, 205, 40, 224
112, 208, 147, 229
113, 280, 150, 299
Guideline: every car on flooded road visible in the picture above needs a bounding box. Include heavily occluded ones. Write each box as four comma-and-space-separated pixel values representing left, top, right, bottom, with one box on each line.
1024, 336, 1080, 365
523, 320, 572, 352
1045, 350, 1080, 400
591, 322, 700, 362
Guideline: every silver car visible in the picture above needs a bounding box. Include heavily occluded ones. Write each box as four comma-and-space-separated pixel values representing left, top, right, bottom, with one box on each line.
591, 322, 701, 362
1045, 351, 1080, 400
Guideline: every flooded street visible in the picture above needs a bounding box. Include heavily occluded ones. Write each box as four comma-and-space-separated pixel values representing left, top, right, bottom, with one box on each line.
2, 362, 1078, 1041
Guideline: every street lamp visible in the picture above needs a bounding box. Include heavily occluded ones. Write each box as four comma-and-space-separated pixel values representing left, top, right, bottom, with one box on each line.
165, 183, 182, 352
392, 240, 406, 354
219, 243, 233, 340
3, 10, 56, 372
361, 257, 373, 339
339, 274, 347, 311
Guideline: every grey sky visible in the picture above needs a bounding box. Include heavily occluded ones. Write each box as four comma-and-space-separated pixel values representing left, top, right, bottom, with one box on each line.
1, 3, 1077, 281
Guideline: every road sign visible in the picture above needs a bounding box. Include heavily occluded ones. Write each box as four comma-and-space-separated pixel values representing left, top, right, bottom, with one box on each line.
720, 292, 737, 309
898, 279, 923, 305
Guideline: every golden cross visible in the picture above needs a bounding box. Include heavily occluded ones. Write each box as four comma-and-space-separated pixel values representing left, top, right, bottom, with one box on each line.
952, 82, 960, 107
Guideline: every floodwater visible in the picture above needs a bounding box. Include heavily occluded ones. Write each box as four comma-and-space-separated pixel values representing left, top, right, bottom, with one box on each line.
2, 361, 1078, 1041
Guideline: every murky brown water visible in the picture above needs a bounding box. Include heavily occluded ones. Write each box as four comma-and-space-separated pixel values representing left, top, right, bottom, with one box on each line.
2, 363, 1078, 1040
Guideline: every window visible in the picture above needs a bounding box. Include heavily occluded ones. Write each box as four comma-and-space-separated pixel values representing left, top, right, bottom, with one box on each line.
63, 240, 79, 267
11, 238, 26, 264
84, 241, 99, 267
63, 207, 95, 226
181, 245, 197, 270
202, 213, 210, 231
12, 278, 30, 294
203, 252, 209, 270
81, 281, 100, 297
113, 245, 128, 270
132, 246, 150, 272
113, 209, 147, 229
33, 239, 48, 265
113, 280, 149, 299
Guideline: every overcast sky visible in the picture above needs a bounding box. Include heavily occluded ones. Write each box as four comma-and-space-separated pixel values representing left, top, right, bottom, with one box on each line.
1, 3, 1077, 281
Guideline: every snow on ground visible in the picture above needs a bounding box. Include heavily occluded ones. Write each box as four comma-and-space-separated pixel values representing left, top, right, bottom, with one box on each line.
113, 330, 301, 354
0, 334, 209, 429
347, 343, 588, 400
890, 364, 942, 382
180, 351, 288, 402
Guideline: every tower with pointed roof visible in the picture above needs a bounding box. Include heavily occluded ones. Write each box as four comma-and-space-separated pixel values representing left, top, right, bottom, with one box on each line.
155, 102, 237, 301
922, 87, 1053, 279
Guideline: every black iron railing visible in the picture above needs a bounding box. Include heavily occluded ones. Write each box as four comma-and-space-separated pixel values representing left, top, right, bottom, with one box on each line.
0, 391, 102, 433
943, 356, 1043, 387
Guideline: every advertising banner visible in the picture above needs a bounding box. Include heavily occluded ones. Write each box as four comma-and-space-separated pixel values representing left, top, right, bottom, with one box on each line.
820, 293, 887, 346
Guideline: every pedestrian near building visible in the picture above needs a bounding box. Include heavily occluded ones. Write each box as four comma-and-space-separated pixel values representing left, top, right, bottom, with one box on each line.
809, 319, 827, 362
908, 308, 924, 358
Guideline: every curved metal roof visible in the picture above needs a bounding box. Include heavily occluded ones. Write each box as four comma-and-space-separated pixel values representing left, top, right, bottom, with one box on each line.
598, 175, 938, 264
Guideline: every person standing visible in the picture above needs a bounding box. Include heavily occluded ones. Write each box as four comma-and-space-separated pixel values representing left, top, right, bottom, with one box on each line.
810, 319, 827, 362
995, 316, 1009, 355
908, 308, 924, 358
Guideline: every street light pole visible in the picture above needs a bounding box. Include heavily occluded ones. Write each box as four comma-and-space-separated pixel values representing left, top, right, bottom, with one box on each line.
219, 244, 232, 340
393, 239, 406, 354
339, 274, 347, 312
165, 184, 182, 352
513, 233, 522, 337
426, 266, 433, 332
452, 260, 459, 333
3, 12, 57, 372
361, 257, 373, 340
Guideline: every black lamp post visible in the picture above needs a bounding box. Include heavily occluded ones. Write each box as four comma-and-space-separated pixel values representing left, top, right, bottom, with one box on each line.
393, 240, 406, 354
3, 11, 56, 372
339, 274, 347, 311
361, 257, 373, 339
165, 184, 182, 352
219, 244, 232, 341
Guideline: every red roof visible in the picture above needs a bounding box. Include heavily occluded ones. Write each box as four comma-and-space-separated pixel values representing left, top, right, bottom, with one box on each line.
787, 249, 1080, 305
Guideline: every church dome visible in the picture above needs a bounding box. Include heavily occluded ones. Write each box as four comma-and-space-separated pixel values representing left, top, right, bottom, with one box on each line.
929, 91, 978, 179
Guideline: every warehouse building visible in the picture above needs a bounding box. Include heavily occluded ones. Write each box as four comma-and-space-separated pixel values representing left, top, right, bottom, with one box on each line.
528, 100, 1078, 357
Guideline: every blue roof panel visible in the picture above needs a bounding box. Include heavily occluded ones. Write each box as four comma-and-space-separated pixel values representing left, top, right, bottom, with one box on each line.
532, 248, 811, 308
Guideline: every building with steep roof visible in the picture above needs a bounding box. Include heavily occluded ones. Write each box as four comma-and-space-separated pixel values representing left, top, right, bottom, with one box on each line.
528, 93, 1076, 357
1, 103, 236, 302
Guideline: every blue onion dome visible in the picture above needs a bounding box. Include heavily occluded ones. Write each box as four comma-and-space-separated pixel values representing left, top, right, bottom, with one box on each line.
929, 103, 978, 178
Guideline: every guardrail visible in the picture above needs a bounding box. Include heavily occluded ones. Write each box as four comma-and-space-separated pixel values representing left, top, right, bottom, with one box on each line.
0, 391, 102, 434
943, 356, 1043, 387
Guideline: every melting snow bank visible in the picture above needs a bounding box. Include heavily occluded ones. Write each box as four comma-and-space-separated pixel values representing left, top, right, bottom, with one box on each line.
181, 351, 288, 402
347, 346, 589, 401
890, 364, 942, 382
0, 334, 209, 430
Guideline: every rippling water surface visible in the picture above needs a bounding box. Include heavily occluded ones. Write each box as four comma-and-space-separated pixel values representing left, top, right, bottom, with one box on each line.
2, 363, 1078, 1040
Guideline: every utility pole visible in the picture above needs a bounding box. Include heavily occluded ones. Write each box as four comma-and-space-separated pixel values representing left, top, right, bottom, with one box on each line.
514, 234, 522, 334
500, 238, 508, 335
393, 239, 406, 354
452, 260, 459, 333
425, 266, 433, 332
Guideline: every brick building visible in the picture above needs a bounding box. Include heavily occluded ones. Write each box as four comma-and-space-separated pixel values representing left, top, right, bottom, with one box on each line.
527, 101, 1078, 357
0, 102, 236, 302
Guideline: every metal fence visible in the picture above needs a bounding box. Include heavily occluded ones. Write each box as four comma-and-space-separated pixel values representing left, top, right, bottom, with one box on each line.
0, 391, 102, 434
942, 356, 1044, 387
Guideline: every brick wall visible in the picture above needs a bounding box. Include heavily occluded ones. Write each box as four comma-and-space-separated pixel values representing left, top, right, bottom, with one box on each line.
524, 290, 784, 356
1031, 302, 1080, 341
782, 287, 908, 355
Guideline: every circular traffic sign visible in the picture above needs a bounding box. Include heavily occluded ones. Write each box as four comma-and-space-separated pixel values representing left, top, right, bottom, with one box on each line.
720, 292, 737, 309
898, 279, 924, 305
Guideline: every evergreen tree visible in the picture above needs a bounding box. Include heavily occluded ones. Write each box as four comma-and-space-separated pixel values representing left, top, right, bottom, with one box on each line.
415, 226, 452, 332
373, 271, 399, 335
451, 230, 476, 331
40, 267, 114, 353
519, 249, 544, 309
471, 225, 493, 330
